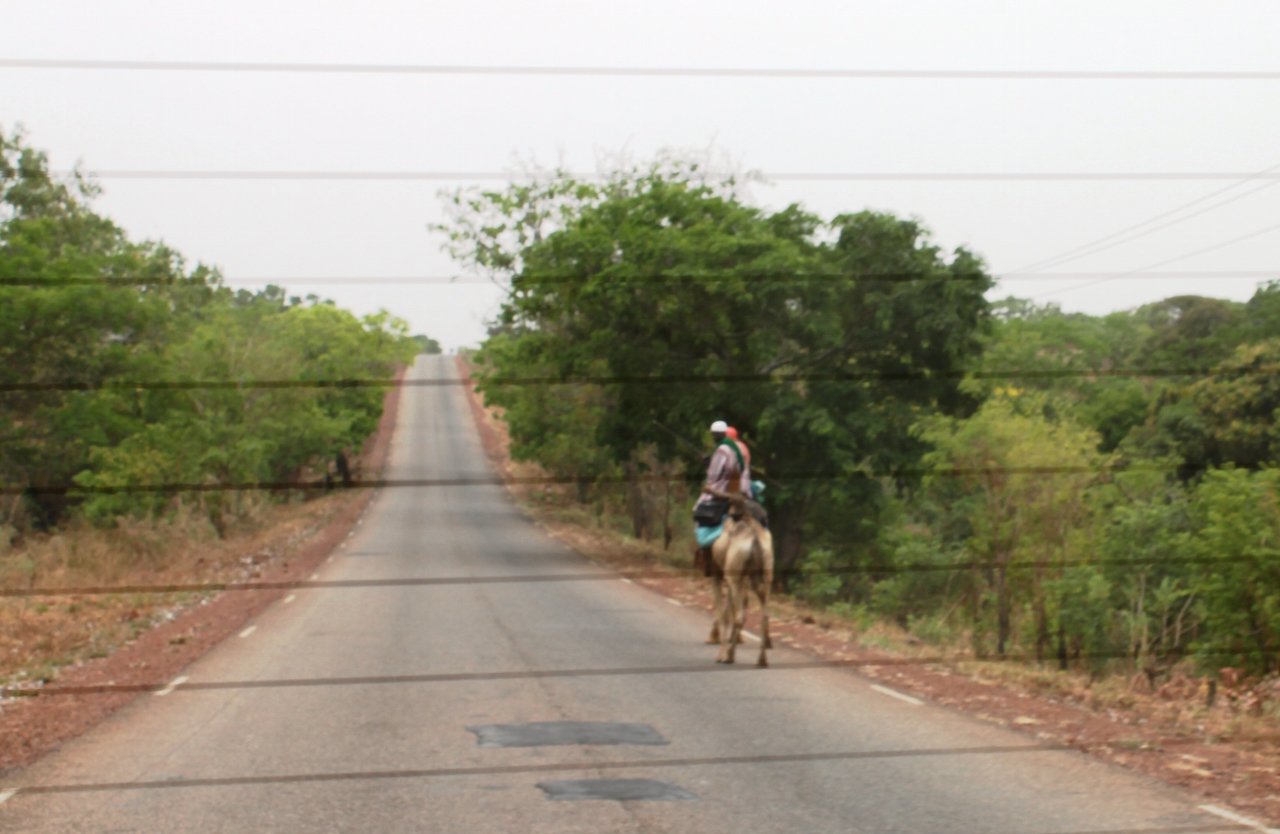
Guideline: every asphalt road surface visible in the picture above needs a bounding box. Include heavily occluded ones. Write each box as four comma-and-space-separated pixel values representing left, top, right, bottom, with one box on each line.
1, 355, 1242, 833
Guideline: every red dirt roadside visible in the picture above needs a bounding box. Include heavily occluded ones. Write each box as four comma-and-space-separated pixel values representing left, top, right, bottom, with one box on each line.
459, 357, 1280, 827
0, 370, 405, 774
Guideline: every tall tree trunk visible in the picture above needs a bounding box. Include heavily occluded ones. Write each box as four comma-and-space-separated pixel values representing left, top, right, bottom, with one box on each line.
1034, 562, 1048, 663
662, 473, 672, 551
1057, 587, 1069, 671
996, 563, 1010, 657
770, 501, 805, 590
626, 455, 649, 540
970, 566, 986, 659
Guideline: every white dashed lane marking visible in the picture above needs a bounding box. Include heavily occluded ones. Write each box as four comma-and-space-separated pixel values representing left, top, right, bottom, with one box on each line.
620, 578, 633, 585
0, 788, 18, 805
1199, 804, 1280, 833
239, 625, 257, 638
154, 676, 188, 697
870, 684, 923, 706
283, 594, 296, 604
741, 630, 761, 643
666, 598, 682, 606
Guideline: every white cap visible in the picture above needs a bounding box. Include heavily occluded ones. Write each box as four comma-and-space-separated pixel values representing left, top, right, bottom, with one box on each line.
710, 420, 729, 433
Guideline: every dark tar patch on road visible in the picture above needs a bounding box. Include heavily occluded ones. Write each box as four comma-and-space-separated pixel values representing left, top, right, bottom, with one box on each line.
466, 721, 668, 748
536, 779, 696, 801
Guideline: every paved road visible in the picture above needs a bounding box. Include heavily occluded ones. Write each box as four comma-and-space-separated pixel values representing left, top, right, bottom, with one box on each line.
2, 355, 1237, 833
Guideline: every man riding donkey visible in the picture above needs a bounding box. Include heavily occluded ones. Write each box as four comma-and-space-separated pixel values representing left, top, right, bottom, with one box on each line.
692, 420, 774, 665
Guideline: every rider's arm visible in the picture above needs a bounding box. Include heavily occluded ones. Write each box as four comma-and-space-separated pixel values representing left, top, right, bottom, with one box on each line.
703, 445, 731, 492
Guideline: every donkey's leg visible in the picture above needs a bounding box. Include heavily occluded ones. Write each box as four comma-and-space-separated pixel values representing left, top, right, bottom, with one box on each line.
706, 572, 724, 644
720, 571, 747, 664
716, 570, 745, 663
753, 577, 771, 667
760, 530, 775, 649
714, 580, 737, 662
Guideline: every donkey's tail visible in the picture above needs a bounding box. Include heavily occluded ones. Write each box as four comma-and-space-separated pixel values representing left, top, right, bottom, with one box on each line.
748, 534, 764, 574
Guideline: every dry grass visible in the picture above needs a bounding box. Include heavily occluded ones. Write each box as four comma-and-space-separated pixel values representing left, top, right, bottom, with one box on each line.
841, 612, 1280, 744
0, 491, 354, 688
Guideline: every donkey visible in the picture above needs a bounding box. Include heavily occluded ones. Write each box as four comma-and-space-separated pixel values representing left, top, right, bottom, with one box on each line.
703, 488, 774, 666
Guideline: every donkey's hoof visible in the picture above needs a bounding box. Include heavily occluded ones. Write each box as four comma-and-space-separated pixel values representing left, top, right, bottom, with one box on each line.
756, 657, 769, 668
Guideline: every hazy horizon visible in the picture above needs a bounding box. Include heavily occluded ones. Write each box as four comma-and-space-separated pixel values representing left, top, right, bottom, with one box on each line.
5, 0, 1279, 349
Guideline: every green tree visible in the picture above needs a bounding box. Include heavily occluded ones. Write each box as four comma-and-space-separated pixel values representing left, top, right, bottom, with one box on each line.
412, 334, 442, 354
1124, 339, 1280, 472
442, 160, 993, 575
1, 129, 417, 533
1186, 467, 1280, 674
75, 292, 414, 530
0, 128, 214, 525
913, 391, 1104, 657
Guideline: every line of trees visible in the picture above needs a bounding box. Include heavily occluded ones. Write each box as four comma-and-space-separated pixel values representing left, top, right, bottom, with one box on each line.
866, 295, 1280, 676
442, 159, 991, 575
444, 157, 1280, 677
1, 130, 418, 536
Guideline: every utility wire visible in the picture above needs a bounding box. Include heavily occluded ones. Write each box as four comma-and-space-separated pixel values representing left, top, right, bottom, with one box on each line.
5, 644, 1275, 698
1134, 219, 1280, 273
0, 461, 1225, 500
4, 271, 1280, 287
4, 738, 1274, 801
0, 554, 1259, 600
6, 58, 1280, 79
0, 743, 1066, 799
3, 271, 990, 287
1014, 164, 1280, 273
6, 363, 1280, 394
45, 169, 1280, 182
1037, 218, 1280, 299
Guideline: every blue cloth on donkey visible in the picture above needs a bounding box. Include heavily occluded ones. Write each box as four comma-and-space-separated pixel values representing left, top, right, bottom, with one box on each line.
696, 523, 724, 548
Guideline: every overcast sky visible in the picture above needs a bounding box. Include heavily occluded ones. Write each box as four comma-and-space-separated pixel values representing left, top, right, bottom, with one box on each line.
4, 1, 1279, 350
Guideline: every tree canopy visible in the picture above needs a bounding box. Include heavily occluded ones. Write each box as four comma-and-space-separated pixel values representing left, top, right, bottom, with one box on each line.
443, 157, 1280, 678
1, 129, 418, 532
442, 162, 994, 571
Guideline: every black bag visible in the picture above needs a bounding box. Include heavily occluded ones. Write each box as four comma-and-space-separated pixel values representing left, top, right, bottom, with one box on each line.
692, 497, 730, 528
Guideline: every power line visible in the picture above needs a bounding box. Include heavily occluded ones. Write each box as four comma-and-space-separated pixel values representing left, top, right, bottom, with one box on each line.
1013, 163, 1280, 273
0, 554, 1247, 599
5, 735, 1273, 801
992, 271, 1280, 281
0, 461, 1221, 500
5, 644, 1273, 698
0, 742, 1063, 799
46, 169, 1280, 182
1134, 219, 1280, 274
6, 58, 1280, 80
4, 271, 1279, 288
7, 363, 1280, 394
1037, 218, 1280, 300
0, 271, 992, 287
